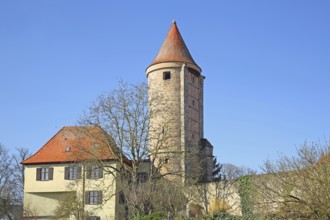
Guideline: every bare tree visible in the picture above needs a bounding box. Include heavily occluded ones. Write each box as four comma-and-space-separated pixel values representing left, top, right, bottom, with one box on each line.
13, 148, 30, 202
193, 162, 256, 217
78, 81, 190, 218
0, 145, 29, 220
152, 179, 189, 220
193, 157, 222, 216
221, 163, 256, 181
54, 192, 85, 219
0, 144, 15, 220
256, 140, 330, 219
80, 81, 176, 178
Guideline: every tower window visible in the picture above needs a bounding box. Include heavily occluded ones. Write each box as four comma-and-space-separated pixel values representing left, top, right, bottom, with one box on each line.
192, 75, 195, 84
163, 71, 171, 80
192, 100, 195, 106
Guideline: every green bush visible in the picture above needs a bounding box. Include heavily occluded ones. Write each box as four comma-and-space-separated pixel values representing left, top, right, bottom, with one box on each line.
202, 213, 243, 220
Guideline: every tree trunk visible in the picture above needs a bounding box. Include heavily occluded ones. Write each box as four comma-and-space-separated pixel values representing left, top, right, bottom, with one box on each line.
167, 211, 175, 220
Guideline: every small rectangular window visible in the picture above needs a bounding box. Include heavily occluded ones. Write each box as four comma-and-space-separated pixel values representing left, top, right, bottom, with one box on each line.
137, 172, 148, 183
119, 191, 125, 204
64, 166, 81, 180
192, 75, 195, 84
85, 191, 102, 205
36, 167, 53, 181
86, 166, 103, 179
192, 100, 195, 106
163, 71, 171, 80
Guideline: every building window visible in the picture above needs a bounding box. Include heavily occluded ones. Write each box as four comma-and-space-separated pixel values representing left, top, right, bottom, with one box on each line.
137, 172, 148, 183
119, 191, 125, 204
192, 75, 195, 84
163, 71, 171, 80
36, 167, 53, 181
87, 216, 100, 220
192, 133, 195, 140
85, 191, 102, 205
192, 99, 195, 106
65, 146, 71, 152
86, 166, 103, 179
64, 166, 81, 180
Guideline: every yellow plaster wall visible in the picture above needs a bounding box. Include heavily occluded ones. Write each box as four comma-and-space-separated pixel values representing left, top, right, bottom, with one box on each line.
24, 162, 119, 220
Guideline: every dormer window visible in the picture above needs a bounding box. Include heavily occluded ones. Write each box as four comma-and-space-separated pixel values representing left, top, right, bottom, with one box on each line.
163, 71, 171, 80
92, 144, 100, 150
65, 146, 71, 152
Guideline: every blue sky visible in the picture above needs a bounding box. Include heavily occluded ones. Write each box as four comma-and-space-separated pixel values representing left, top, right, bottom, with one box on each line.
1, 1, 329, 171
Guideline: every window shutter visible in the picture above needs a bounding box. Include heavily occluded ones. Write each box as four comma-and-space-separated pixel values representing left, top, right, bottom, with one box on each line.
48, 168, 54, 180
36, 168, 41, 181
86, 166, 91, 179
64, 167, 69, 180
85, 191, 90, 204
99, 168, 103, 178
77, 166, 82, 179
97, 191, 103, 204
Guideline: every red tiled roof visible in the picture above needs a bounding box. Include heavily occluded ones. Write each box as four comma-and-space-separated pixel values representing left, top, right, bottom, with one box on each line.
148, 21, 199, 69
22, 126, 118, 165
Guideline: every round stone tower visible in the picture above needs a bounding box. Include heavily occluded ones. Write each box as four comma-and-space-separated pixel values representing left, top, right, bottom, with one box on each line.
146, 21, 213, 183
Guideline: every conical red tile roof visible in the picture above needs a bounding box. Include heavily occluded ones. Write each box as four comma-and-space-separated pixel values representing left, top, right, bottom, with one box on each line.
149, 21, 199, 68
